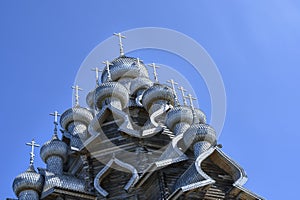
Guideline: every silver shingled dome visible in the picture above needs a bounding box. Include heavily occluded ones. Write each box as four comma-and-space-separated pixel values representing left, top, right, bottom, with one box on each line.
40, 136, 68, 163
94, 81, 129, 109
142, 84, 175, 111
60, 107, 93, 130
12, 165, 44, 197
101, 56, 149, 83
183, 124, 217, 150
166, 106, 194, 131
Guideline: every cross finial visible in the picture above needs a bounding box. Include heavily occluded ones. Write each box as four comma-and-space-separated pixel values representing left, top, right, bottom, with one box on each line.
178, 86, 188, 106
167, 79, 179, 105
148, 63, 160, 82
91, 67, 101, 86
26, 139, 40, 166
71, 85, 83, 106
50, 111, 60, 137
50, 111, 60, 124
185, 93, 197, 110
113, 32, 126, 56
102, 60, 113, 81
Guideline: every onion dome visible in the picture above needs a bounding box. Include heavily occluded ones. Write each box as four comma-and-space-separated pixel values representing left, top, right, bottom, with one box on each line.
60, 107, 93, 149
101, 56, 149, 83
40, 135, 68, 164
12, 165, 44, 197
193, 108, 207, 124
130, 77, 153, 96
60, 107, 93, 131
183, 124, 217, 151
94, 81, 129, 110
86, 90, 95, 109
142, 84, 175, 111
166, 106, 193, 131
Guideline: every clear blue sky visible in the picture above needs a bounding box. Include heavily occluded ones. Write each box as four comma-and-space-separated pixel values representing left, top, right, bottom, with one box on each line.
1, 1, 300, 199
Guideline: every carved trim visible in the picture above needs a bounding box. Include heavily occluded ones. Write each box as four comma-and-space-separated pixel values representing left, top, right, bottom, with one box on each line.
94, 156, 139, 197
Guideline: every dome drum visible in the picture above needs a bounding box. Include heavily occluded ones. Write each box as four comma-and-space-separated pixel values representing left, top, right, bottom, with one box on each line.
46, 156, 64, 175
173, 122, 191, 136
193, 141, 213, 158
18, 190, 39, 200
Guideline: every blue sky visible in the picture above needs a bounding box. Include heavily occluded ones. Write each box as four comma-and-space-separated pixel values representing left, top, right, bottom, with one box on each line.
1, 1, 300, 199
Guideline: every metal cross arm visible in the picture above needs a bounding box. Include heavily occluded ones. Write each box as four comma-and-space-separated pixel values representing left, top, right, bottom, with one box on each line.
91, 67, 101, 86
167, 79, 178, 92
26, 139, 40, 166
178, 86, 188, 106
50, 110, 60, 137
72, 85, 83, 106
49, 111, 61, 125
113, 32, 126, 56
148, 63, 160, 83
184, 93, 197, 110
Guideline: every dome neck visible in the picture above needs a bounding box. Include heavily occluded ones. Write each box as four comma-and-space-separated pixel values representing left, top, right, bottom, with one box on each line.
26, 164, 37, 173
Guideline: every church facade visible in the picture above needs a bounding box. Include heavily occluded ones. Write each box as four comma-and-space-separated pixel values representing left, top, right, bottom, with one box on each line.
9, 33, 263, 200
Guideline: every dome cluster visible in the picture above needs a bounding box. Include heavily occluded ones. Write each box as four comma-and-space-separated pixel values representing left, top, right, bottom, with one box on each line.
85, 54, 217, 155
11, 36, 218, 199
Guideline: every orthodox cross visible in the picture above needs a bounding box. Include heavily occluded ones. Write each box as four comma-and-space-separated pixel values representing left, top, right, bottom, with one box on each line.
113, 32, 126, 56
167, 79, 179, 105
91, 67, 101, 86
26, 139, 40, 166
72, 85, 83, 106
102, 60, 113, 81
148, 63, 160, 83
50, 111, 60, 136
178, 86, 188, 106
185, 93, 197, 110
